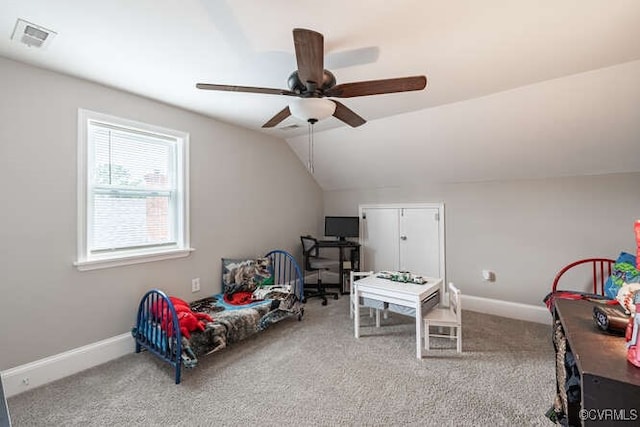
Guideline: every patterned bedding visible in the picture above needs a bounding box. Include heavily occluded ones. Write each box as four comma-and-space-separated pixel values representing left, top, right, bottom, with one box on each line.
133, 251, 305, 382
180, 289, 303, 368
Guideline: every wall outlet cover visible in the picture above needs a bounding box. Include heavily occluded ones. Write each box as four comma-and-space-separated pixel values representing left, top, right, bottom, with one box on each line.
191, 278, 200, 292
482, 270, 496, 282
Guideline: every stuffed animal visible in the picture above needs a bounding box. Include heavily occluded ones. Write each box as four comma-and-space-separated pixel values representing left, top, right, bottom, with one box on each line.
152, 297, 213, 339
170, 297, 213, 339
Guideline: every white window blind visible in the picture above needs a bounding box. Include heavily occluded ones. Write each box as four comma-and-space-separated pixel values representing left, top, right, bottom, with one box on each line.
76, 109, 191, 270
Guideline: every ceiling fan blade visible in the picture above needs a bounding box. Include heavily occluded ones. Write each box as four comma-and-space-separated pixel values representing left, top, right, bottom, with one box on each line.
196, 83, 297, 96
325, 76, 427, 98
332, 101, 366, 128
293, 28, 324, 87
262, 106, 292, 128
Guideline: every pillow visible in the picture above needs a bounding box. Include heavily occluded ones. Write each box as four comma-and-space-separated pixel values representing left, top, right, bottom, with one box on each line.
604, 252, 640, 299
221, 257, 273, 295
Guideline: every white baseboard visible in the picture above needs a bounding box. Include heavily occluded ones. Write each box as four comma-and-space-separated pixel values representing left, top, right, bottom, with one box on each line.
1, 332, 135, 398
0, 294, 550, 398
462, 294, 552, 325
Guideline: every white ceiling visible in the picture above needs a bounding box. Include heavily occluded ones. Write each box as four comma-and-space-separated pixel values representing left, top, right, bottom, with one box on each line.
1, 1, 639, 190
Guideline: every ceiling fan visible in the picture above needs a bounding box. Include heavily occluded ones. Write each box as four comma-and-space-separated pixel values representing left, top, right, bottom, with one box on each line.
196, 28, 427, 129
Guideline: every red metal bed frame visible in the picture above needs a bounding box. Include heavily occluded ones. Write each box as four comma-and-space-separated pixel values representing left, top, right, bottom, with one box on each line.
551, 258, 615, 296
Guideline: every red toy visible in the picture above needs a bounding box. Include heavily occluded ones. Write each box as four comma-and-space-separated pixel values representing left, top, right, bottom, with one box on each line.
152, 296, 213, 339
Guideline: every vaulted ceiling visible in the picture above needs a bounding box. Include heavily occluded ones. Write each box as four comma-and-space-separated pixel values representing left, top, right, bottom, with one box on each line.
1, 1, 639, 190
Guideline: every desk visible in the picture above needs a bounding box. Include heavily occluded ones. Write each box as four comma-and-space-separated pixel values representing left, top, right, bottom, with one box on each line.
353, 274, 443, 359
553, 299, 640, 425
316, 240, 360, 294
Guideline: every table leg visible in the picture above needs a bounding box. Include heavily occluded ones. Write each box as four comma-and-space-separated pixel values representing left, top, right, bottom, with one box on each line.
354, 286, 360, 338
416, 302, 423, 359
338, 247, 344, 293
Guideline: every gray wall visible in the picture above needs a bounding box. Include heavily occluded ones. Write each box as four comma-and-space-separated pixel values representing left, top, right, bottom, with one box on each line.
324, 173, 640, 305
0, 57, 322, 370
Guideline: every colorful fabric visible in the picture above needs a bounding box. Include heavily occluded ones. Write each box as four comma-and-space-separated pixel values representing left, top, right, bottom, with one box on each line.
604, 252, 640, 299
192, 293, 270, 312
223, 291, 258, 306
179, 291, 303, 365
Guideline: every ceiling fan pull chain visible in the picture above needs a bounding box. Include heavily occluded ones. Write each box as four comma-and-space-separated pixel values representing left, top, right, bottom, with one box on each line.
307, 121, 314, 174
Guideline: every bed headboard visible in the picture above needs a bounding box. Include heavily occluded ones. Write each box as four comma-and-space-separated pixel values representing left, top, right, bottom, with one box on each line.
265, 249, 304, 300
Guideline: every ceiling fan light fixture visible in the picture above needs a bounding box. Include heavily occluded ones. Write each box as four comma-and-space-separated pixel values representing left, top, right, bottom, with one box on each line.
289, 98, 336, 123
199, 28, 426, 129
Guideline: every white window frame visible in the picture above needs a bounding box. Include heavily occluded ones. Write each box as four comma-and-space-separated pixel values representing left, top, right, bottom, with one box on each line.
75, 109, 193, 271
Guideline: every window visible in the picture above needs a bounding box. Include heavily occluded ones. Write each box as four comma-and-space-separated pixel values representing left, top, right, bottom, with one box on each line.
76, 109, 191, 271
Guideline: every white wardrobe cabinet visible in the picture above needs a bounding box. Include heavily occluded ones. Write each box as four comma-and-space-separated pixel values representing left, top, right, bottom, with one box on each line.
358, 203, 445, 279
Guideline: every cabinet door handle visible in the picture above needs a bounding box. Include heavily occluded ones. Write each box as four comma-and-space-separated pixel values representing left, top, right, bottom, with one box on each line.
400, 235, 407, 241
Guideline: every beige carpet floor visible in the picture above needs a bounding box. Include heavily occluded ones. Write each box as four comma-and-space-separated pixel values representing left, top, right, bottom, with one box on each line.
8, 295, 555, 426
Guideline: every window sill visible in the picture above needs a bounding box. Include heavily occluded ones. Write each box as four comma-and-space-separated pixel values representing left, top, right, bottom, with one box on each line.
74, 247, 195, 271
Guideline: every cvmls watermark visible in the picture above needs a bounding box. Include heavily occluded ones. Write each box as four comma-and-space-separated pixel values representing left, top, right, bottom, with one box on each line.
579, 408, 638, 422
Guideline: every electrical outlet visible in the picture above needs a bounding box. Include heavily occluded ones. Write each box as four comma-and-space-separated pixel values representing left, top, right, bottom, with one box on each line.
482, 270, 496, 282
191, 277, 200, 292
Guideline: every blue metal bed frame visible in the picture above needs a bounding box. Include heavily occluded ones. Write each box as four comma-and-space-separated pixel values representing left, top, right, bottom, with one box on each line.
265, 249, 305, 301
133, 249, 304, 384
134, 289, 182, 383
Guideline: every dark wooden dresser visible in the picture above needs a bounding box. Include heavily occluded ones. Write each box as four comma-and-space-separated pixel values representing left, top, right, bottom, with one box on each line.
553, 299, 640, 425
0, 378, 10, 427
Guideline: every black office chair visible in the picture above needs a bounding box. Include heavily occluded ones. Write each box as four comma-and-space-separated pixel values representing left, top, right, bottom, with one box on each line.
300, 235, 340, 305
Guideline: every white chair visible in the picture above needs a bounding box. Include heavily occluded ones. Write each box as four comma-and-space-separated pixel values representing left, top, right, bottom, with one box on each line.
423, 282, 462, 353
350, 270, 384, 325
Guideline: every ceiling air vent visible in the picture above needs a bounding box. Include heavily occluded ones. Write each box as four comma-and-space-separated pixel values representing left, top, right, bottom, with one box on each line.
11, 19, 57, 49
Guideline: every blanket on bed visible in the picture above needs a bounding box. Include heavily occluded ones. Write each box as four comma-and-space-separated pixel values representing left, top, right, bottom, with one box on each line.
181, 290, 303, 365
